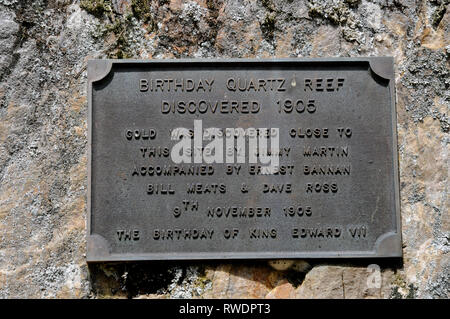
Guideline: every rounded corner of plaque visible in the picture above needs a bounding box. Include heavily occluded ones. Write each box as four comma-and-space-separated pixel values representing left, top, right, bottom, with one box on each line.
373, 231, 402, 258
87, 234, 112, 262
368, 57, 394, 83
88, 60, 114, 84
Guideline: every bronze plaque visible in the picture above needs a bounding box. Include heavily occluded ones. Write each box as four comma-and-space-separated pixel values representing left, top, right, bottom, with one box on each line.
87, 58, 401, 261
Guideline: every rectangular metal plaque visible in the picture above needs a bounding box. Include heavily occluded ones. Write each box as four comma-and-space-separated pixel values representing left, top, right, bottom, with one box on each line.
87, 58, 401, 261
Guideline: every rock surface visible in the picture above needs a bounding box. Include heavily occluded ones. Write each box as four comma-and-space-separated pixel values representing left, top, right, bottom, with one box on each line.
0, 0, 448, 298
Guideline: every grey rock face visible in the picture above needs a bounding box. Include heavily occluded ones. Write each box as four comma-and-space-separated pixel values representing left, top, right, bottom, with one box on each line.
0, 0, 448, 298
0, 10, 19, 81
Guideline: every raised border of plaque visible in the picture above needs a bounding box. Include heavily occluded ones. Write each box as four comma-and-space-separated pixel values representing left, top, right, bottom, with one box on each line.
87, 58, 402, 262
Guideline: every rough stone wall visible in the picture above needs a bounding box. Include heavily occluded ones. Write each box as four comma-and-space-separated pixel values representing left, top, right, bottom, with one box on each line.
0, 0, 448, 298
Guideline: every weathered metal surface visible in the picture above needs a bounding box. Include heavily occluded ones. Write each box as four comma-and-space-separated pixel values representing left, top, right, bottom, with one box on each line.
87, 58, 401, 261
